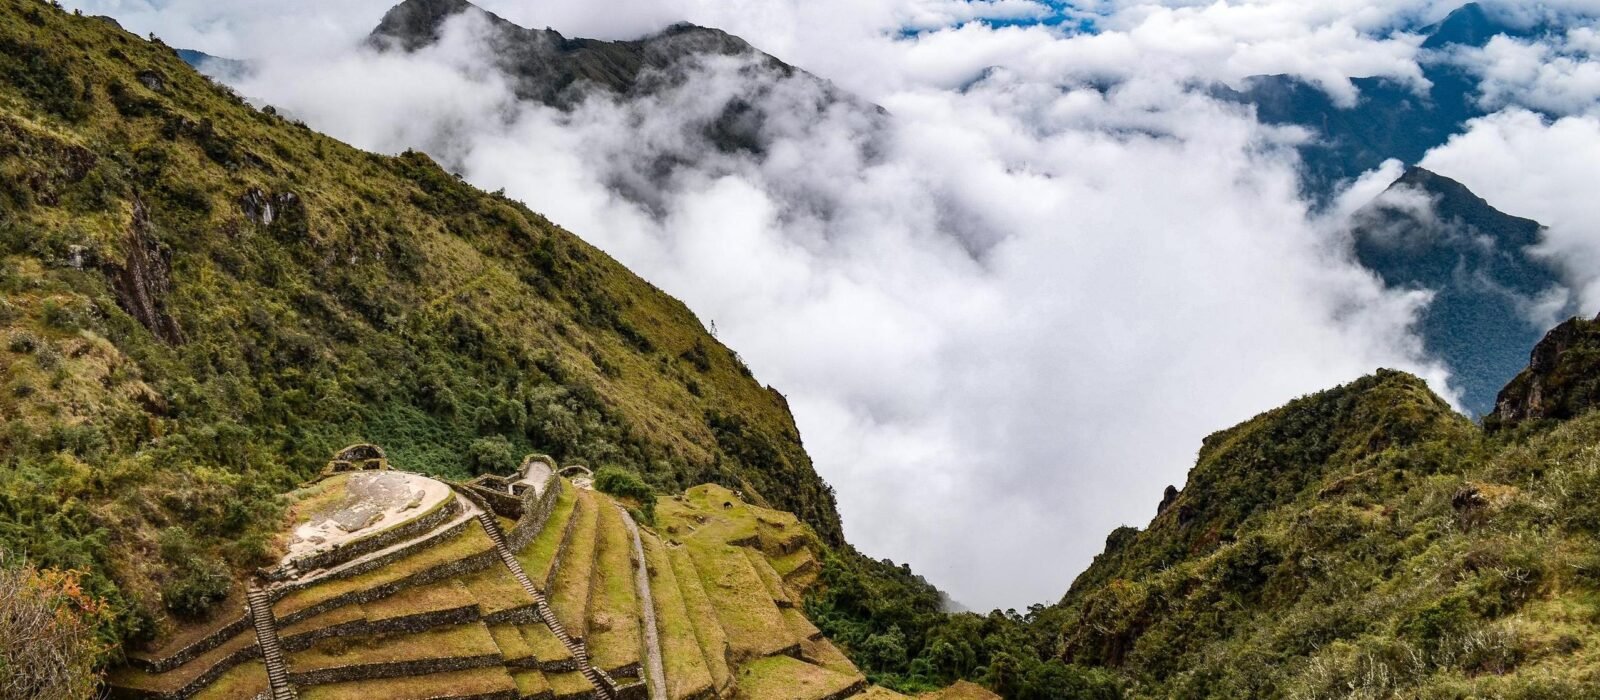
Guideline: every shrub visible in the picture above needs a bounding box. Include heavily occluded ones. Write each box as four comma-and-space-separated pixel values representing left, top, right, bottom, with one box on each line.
0, 553, 108, 700
157, 528, 230, 619
595, 466, 655, 522
468, 435, 518, 476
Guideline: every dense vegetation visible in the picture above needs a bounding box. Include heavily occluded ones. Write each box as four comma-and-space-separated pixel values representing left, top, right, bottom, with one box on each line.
815, 339, 1600, 698
0, 0, 840, 655
8, 3, 1600, 698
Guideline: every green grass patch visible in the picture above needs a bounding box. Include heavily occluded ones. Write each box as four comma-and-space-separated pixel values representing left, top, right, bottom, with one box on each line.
550, 489, 600, 637
458, 561, 536, 617
686, 540, 795, 661
515, 479, 579, 588
588, 497, 642, 674
666, 544, 732, 692
512, 668, 552, 697
298, 667, 517, 700
801, 637, 858, 676
279, 601, 366, 640
743, 548, 796, 607
190, 661, 268, 700
291, 623, 500, 672
519, 622, 574, 667
735, 656, 862, 700
489, 623, 536, 665
360, 578, 475, 623
642, 533, 715, 700
547, 670, 596, 699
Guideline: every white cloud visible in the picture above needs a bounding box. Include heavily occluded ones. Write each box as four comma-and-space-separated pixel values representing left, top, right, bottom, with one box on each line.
1421, 109, 1600, 312
63, 0, 1532, 609
1457, 32, 1600, 116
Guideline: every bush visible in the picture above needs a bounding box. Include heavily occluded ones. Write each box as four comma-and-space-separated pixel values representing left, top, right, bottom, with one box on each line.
0, 553, 108, 700
157, 528, 230, 619
467, 435, 518, 476
595, 466, 655, 522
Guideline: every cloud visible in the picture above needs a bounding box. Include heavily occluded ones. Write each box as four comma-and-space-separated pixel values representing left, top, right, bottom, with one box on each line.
64, 0, 1505, 609
1421, 109, 1600, 312
1455, 31, 1600, 116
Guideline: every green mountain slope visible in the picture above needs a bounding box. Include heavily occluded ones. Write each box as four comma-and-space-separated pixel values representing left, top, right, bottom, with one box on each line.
1038, 342, 1600, 697
818, 319, 1600, 697
0, 0, 840, 646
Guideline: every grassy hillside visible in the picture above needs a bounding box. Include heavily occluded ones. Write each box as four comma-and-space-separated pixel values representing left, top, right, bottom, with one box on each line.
818, 324, 1600, 698
0, 0, 840, 649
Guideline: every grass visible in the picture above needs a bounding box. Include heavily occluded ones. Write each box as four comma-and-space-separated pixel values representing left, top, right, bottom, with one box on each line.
291, 623, 500, 672
550, 489, 600, 636
666, 543, 732, 691
641, 533, 714, 700
685, 540, 795, 661
189, 661, 268, 700
280, 601, 366, 639
743, 547, 796, 607
516, 480, 579, 589
458, 561, 536, 617
735, 656, 862, 700
489, 623, 536, 665
781, 606, 821, 642
298, 667, 518, 700
547, 670, 597, 699
359, 578, 476, 623
801, 637, 858, 676
519, 622, 574, 668
855, 688, 912, 699
273, 525, 493, 618
587, 497, 641, 674
512, 667, 552, 697
106, 628, 256, 693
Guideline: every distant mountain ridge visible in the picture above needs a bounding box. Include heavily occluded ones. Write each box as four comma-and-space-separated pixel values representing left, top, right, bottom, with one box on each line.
1223, 2, 1545, 196
369, 0, 776, 107
1350, 166, 1571, 416
366, 0, 882, 211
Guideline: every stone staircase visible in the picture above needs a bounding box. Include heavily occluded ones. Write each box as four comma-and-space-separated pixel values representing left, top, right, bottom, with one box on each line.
245, 584, 297, 700
476, 511, 617, 699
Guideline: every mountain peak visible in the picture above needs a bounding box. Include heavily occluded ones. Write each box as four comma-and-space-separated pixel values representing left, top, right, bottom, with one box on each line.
1352, 166, 1565, 417
1421, 2, 1521, 50
370, 0, 504, 51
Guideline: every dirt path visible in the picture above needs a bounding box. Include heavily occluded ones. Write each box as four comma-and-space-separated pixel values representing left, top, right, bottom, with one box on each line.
618, 505, 667, 700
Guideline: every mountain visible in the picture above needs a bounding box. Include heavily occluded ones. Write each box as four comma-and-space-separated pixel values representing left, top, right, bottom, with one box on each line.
367, 0, 877, 161
173, 49, 249, 80
1027, 317, 1600, 697
1487, 311, 1600, 430
0, 0, 844, 654
1349, 166, 1571, 416
1222, 3, 1534, 195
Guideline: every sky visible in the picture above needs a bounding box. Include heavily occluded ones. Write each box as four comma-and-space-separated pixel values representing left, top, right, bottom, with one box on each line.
64, 0, 1600, 610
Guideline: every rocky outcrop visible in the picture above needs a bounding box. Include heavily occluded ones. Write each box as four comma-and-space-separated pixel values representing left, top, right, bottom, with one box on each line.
1486, 312, 1600, 431
105, 195, 184, 344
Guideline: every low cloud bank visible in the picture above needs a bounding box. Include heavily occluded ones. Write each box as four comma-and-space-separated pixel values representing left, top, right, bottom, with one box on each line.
67, 0, 1600, 608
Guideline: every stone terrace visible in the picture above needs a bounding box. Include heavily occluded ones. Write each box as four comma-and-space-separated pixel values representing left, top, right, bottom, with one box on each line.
107, 446, 903, 700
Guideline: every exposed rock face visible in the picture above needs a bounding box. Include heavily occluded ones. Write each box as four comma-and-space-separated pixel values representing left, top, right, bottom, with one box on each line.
105, 194, 184, 344
1486, 312, 1600, 430
1156, 484, 1179, 516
